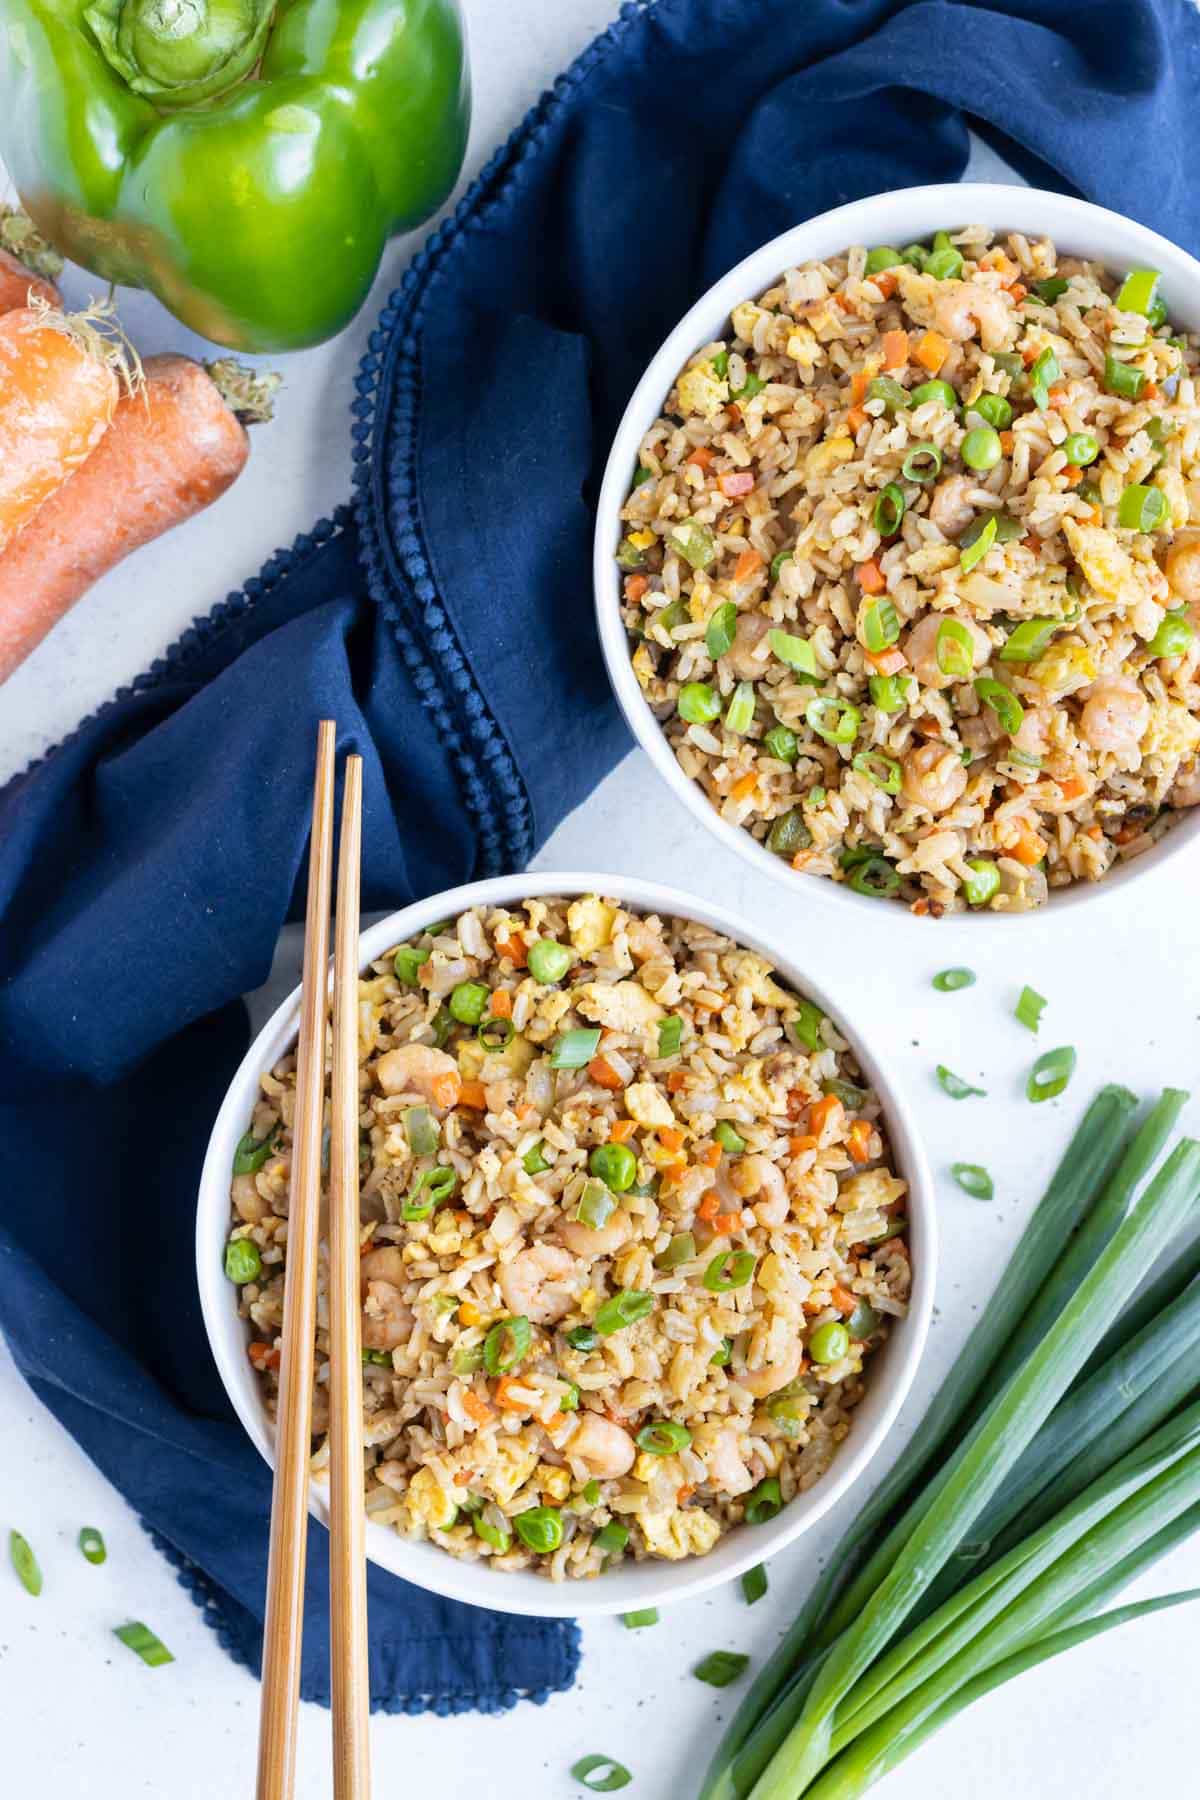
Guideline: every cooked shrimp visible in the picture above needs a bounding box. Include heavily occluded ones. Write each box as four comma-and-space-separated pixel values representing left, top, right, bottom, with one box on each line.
1170, 759, 1200, 807
231, 1171, 270, 1223
901, 741, 969, 813
931, 280, 1014, 352
569, 1412, 636, 1478
362, 1280, 415, 1351
374, 1460, 408, 1493
1164, 534, 1200, 620
928, 474, 979, 539
361, 1245, 408, 1287
1011, 705, 1051, 757
738, 1339, 804, 1399
702, 1426, 754, 1496
725, 610, 771, 679
904, 610, 989, 686
730, 1153, 789, 1227
558, 1208, 634, 1259
497, 1242, 576, 1324
1078, 676, 1149, 753
375, 1042, 461, 1108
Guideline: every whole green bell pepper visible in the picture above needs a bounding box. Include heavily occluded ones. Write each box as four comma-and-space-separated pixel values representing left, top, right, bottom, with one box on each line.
0, 0, 469, 350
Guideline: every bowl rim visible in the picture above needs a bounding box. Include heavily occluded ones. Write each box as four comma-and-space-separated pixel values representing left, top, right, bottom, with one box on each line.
196, 870, 936, 1618
593, 181, 1200, 923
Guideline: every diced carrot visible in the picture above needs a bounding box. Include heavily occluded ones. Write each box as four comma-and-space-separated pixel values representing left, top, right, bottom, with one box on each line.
847, 1119, 873, 1164
248, 1341, 281, 1372
489, 988, 512, 1019
1010, 821, 1046, 866
677, 1484, 696, 1504
914, 330, 949, 373
831, 1284, 858, 1315
734, 546, 763, 582
659, 1126, 685, 1153
432, 1070, 462, 1110
686, 445, 714, 469
1063, 465, 1083, 487
492, 1377, 531, 1413
697, 1191, 720, 1222
458, 1079, 487, 1111
850, 370, 869, 405
462, 1391, 494, 1425
624, 573, 649, 604
789, 1134, 818, 1156
999, 430, 1015, 454
719, 469, 755, 499
610, 1118, 638, 1144
588, 1055, 625, 1091
516, 1101, 538, 1122
865, 645, 907, 677
881, 329, 909, 371
872, 270, 899, 299
834, 291, 855, 312
699, 1141, 722, 1169
1048, 385, 1068, 410
666, 1070, 688, 1093
1056, 773, 1087, 802
1143, 382, 1160, 401
731, 771, 759, 802
786, 1090, 808, 1120
846, 406, 868, 434
856, 559, 886, 595
543, 1411, 567, 1432
1009, 282, 1027, 302
713, 1212, 742, 1236
809, 1094, 844, 1140
1021, 344, 1039, 367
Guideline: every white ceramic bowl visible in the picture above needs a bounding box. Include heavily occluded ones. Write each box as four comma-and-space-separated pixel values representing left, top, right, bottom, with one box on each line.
594, 183, 1200, 920
197, 872, 935, 1617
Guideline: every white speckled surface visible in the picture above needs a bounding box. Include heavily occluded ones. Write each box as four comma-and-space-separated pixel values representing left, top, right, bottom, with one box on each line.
3, 4, 1198, 1795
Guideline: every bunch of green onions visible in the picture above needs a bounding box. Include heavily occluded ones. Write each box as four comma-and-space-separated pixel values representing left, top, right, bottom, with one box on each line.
698, 1085, 1200, 1800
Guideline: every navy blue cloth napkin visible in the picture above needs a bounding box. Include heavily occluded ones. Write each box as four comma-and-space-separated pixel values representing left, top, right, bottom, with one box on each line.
2, 0, 1198, 1715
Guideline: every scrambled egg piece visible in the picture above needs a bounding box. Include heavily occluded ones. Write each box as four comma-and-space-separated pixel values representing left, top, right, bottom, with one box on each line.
785, 326, 819, 369
1063, 518, 1146, 611
624, 1081, 676, 1130
537, 1464, 571, 1503
723, 1059, 775, 1116
488, 1436, 540, 1507
677, 361, 730, 422
567, 895, 616, 955
731, 301, 765, 343
841, 1169, 908, 1211
640, 1507, 722, 1560
573, 979, 663, 1032
406, 1466, 458, 1531
804, 436, 855, 480
1144, 699, 1200, 762
457, 1032, 536, 1083
723, 949, 792, 1009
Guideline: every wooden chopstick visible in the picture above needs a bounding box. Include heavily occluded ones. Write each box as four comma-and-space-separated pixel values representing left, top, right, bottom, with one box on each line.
256, 719, 337, 1800
328, 753, 371, 1799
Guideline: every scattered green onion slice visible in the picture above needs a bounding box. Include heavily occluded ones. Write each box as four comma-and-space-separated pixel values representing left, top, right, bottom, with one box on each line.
936, 618, 976, 678
1147, 608, 1194, 658
937, 1064, 987, 1100
636, 1420, 693, 1455
1062, 431, 1099, 467
1104, 353, 1146, 400
232, 1131, 274, 1175
852, 750, 901, 794
1028, 345, 1061, 409
594, 1522, 629, 1556
113, 1621, 173, 1667
901, 442, 942, 482
872, 483, 906, 538
768, 628, 819, 678
668, 518, 717, 569
401, 1165, 458, 1220
575, 1178, 617, 1231
742, 1563, 769, 1605
710, 350, 729, 378
622, 1609, 659, 1629
483, 1315, 532, 1375
790, 999, 826, 1053
1117, 484, 1168, 532
767, 809, 811, 858
522, 1140, 551, 1176
932, 968, 976, 993
869, 673, 911, 713
655, 1231, 697, 1270
969, 392, 1013, 430
744, 1477, 784, 1525
862, 597, 900, 652
514, 1507, 563, 1553
528, 938, 572, 984
909, 379, 958, 411
769, 550, 793, 582
551, 1028, 602, 1069
961, 425, 1002, 472
710, 1337, 732, 1367
594, 1290, 655, 1335
1028, 1045, 1077, 1103
78, 1527, 107, 1566
695, 1651, 751, 1688
703, 1250, 758, 1293
731, 371, 766, 402
658, 1014, 683, 1059
678, 680, 722, 725
363, 1347, 392, 1366
805, 695, 860, 745
565, 1325, 598, 1351
974, 675, 1024, 735
1030, 276, 1070, 304
9, 1530, 41, 1596
866, 375, 910, 415
824, 1077, 867, 1111
958, 513, 997, 574
725, 681, 756, 735
951, 1162, 995, 1200
1116, 267, 1161, 316
705, 601, 737, 659
847, 856, 900, 899
714, 1121, 746, 1155
451, 1343, 484, 1376
224, 1238, 262, 1285
616, 536, 647, 570
1000, 617, 1059, 663
472, 1514, 512, 1553
763, 724, 798, 763
632, 463, 654, 488
477, 1014, 515, 1051
393, 943, 425, 986
864, 245, 904, 274
1016, 985, 1048, 1033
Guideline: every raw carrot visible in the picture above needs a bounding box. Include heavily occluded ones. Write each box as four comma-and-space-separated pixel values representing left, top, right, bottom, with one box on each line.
914, 330, 949, 373
856, 559, 886, 595
0, 352, 270, 684
0, 306, 122, 557
587, 1055, 625, 1091
0, 247, 60, 314
609, 1119, 638, 1144
489, 988, 512, 1019
457, 1079, 487, 1110
881, 329, 908, 370
733, 547, 763, 582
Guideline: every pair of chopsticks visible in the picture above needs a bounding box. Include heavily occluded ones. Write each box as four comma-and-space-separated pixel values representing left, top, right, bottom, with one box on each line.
256, 721, 371, 1800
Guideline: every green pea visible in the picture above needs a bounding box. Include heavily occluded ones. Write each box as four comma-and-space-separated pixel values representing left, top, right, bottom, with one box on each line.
527, 939, 572, 984
449, 981, 490, 1025
678, 682, 721, 725
589, 1142, 638, 1193
714, 1121, 746, 1155
224, 1239, 262, 1285
1062, 432, 1099, 467
961, 426, 1002, 471
864, 246, 904, 274
969, 392, 1012, 430
393, 944, 425, 986
809, 1321, 851, 1364
909, 379, 958, 411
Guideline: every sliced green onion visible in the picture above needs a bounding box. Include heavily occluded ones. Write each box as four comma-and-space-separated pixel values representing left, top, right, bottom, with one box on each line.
632, 463, 654, 488
575, 1179, 617, 1231
969, 392, 1012, 430
1016, 985, 1047, 1033
824, 1077, 867, 1111
528, 939, 572, 984
522, 1140, 551, 1176
695, 1651, 752, 1688
862, 597, 900, 652
710, 1338, 733, 1367
1030, 276, 1070, 304
847, 1301, 881, 1339
768, 628, 819, 678
703, 1250, 758, 1293
668, 519, 717, 569
594, 1290, 655, 1335
715, 1121, 746, 1154
901, 442, 943, 482
742, 1564, 769, 1605
551, 1028, 602, 1069
961, 426, 1002, 472
636, 1420, 693, 1455
1000, 617, 1059, 663
744, 1478, 784, 1525
431, 1005, 454, 1048
951, 1162, 995, 1200
658, 1014, 683, 1058
565, 1325, 598, 1351
404, 1105, 439, 1156
560, 1381, 581, 1411
767, 808, 812, 858
936, 618, 976, 678
872, 484, 906, 538
865, 246, 904, 275
655, 599, 688, 636
958, 514, 997, 574
1145, 415, 1176, 447
472, 1514, 512, 1553
910, 380, 958, 411
1028, 345, 1061, 409
451, 1342, 484, 1376
113, 1621, 173, 1667
678, 681, 721, 725
809, 1321, 851, 1365
1116, 268, 1161, 316
9, 1530, 41, 1596
937, 1065, 986, 1100
725, 681, 757, 735
589, 1143, 638, 1194
869, 673, 911, 713
449, 980, 489, 1024
616, 536, 647, 570
866, 375, 910, 415
1062, 431, 1099, 467
655, 1231, 697, 1270
847, 856, 900, 899
483, 1315, 532, 1375
790, 999, 826, 1053
932, 968, 975, 993
478, 1013, 515, 1053
1104, 353, 1146, 400
1117, 484, 1168, 532
770, 550, 793, 582
594, 1522, 630, 1555
710, 350, 729, 378
623, 1609, 659, 1629
763, 724, 799, 763
401, 1165, 458, 1221
805, 696, 860, 745
224, 1238, 262, 1285
514, 1507, 563, 1553
363, 1347, 392, 1365
731, 371, 766, 402
78, 1528, 107, 1566
1028, 1046, 1077, 1103
974, 676, 1024, 734
232, 1131, 274, 1175
706, 601, 738, 659
851, 750, 901, 794
393, 943, 425, 986
1147, 608, 1194, 658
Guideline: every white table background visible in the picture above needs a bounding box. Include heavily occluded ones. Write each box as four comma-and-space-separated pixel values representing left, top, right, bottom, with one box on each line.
3, 3, 1198, 1794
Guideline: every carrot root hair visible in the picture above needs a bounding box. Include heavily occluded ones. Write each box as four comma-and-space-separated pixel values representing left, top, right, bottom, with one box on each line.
27, 294, 143, 402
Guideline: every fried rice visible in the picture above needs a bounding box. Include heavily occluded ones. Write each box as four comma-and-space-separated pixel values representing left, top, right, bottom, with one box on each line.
227, 895, 910, 1579
617, 226, 1200, 914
